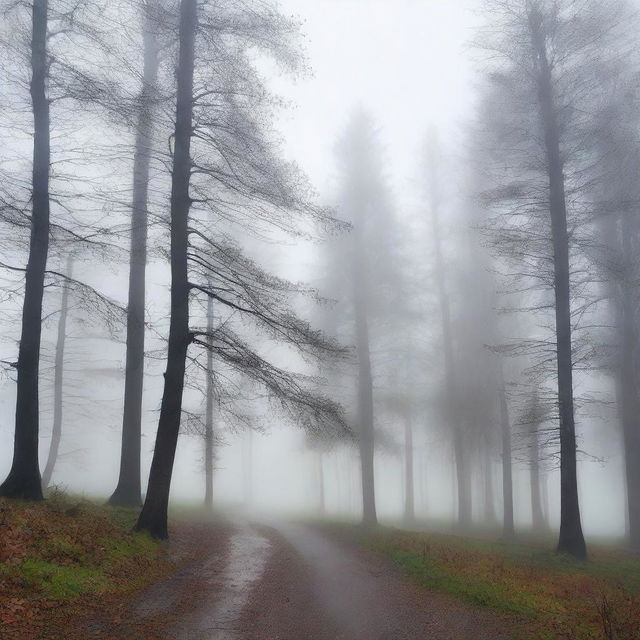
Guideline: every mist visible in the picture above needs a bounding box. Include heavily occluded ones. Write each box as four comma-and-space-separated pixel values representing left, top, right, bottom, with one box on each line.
1, 1, 640, 638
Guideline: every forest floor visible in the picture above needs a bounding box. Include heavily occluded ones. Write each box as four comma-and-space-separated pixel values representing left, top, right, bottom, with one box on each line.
2, 502, 639, 640
0, 493, 178, 640
326, 523, 640, 640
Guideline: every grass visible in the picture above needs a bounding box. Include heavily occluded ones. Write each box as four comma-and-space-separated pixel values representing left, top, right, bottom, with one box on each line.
328, 524, 640, 640
0, 492, 171, 638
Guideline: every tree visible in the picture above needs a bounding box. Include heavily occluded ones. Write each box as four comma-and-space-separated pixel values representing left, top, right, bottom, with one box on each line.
108, 0, 161, 508
527, 2, 584, 558
203, 292, 215, 510
475, 0, 633, 557
499, 379, 515, 538
333, 110, 399, 526
0, 0, 50, 500
425, 133, 471, 529
41, 255, 73, 490
136, 0, 347, 539
587, 75, 640, 550
135, 0, 195, 538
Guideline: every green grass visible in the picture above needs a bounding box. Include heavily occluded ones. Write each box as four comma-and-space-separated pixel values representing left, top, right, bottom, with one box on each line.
0, 495, 168, 603
327, 524, 640, 640
18, 559, 108, 600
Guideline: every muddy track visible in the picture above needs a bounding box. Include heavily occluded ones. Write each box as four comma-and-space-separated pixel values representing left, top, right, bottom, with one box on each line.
72, 518, 515, 639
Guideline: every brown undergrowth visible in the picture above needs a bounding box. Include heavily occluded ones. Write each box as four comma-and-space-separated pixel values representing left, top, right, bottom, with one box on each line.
0, 493, 171, 640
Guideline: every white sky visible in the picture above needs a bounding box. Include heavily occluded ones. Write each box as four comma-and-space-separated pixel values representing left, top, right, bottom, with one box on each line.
273, 0, 479, 195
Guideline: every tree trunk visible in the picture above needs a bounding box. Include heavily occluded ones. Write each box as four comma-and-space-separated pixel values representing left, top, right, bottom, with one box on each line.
204, 293, 214, 510
529, 424, 545, 533
404, 410, 415, 523
352, 250, 377, 525
618, 216, 640, 550
109, 2, 159, 508
530, 14, 586, 558
428, 140, 471, 529
499, 382, 515, 539
0, 0, 50, 500
135, 0, 196, 539
483, 444, 496, 524
41, 256, 72, 490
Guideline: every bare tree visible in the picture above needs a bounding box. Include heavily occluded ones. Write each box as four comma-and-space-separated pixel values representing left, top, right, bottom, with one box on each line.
41, 254, 73, 490
0, 0, 50, 500
108, 0, 161, 508
475, 0, 633, 557
135, 0, 347, 539
426, 133, 471, 529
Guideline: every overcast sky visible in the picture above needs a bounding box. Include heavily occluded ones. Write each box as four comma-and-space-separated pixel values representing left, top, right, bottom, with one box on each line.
272, 0, 479, 196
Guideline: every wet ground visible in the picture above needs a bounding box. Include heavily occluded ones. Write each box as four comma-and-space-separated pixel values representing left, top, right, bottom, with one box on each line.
84, 518, 514, 640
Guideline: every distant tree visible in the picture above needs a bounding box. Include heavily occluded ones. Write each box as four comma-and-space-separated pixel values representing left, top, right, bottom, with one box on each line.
41, 255, 73, 490
425, 133, 472, 529
518, 386, 549, 533
333, 110, 399, 526
203, 292, 215, 511
476, 0, 635, 557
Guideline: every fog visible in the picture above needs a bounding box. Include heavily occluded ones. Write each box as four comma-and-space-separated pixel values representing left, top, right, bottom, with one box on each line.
1, 0, 639, 567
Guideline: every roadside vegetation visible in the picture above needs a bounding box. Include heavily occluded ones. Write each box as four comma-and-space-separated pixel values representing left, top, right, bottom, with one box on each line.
0, 492, 171, 639
332, 525, 640, 640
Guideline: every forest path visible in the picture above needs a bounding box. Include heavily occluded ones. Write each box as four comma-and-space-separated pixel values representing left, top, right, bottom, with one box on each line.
87, 518, 515, 639
235, 519, 515, 640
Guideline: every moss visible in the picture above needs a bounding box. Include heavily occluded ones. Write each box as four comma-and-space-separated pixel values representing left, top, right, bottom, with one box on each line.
19, 559, 108, 600
100, 531, 157, 564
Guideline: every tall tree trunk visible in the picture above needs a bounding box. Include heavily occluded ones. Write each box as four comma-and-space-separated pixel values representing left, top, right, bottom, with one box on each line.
618, 216, 640, 550
204, 293, 214, 510
530, 13, 586, 558
499, 381, 515, 539
109, 2, 159, 507
41, 256, 72, 490
352, 241, 377, 525
483, 444, 496, 524
428, 139, 471, 529
0, 0, 50, 500
529, 423, 545, 533
404, 410, 415, 522
135, 0, 196, 539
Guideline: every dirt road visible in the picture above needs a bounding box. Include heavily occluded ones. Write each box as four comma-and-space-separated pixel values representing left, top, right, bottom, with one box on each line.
160, 521, 508, 640
84, 519, 514, 640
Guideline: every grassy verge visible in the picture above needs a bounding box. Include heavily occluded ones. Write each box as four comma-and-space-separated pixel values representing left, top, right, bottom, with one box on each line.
0, 492, 171, 639
328, 524, 640, 640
